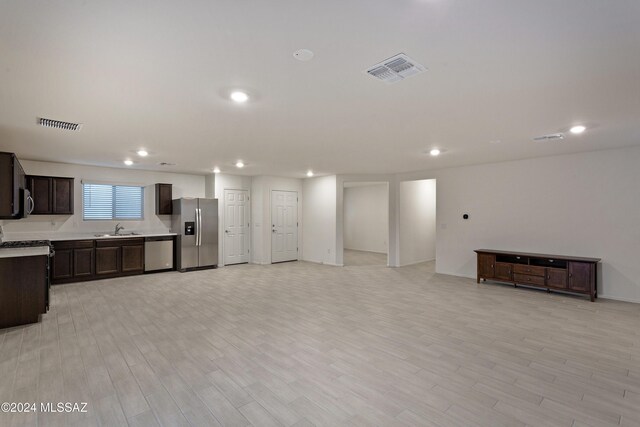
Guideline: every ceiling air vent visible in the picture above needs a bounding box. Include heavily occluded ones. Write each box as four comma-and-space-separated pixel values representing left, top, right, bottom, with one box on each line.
158, 162, 176, 166
365, 53, 427, 84
39, 117, 82, 131
533, 133, 565, 142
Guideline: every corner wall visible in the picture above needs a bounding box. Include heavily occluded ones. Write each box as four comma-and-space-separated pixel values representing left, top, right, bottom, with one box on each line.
343, 184, 388, 253
302, 175, 337, 265
398, 145, 640, 303
399, 179, 436, 266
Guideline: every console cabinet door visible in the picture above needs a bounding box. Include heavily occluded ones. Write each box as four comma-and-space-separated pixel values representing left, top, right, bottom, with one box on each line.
122, 244, 144, 273
53, 178, 74, 214
478, 254, 495, 278
74, 248, 94, 278
96, 247, 120, 275
52, 248, 73, 280
568, 262, 591, 292
546, 268, 567, 289
494, 262, 513, 281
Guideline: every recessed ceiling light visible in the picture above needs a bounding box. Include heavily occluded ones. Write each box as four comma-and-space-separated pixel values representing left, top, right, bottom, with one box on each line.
213, 167, 220, 174
570, 125, 586, 134
137, 149, 148, 157
230, 91, 249, 103
430, 149, 441, 156
124, 160, 133, 166
293, 49, 315, 61
235, 161, 244, 168
306, 170, 314, 177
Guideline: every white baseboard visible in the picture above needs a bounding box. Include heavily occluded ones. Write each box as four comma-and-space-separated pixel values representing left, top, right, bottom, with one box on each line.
598, 294, 640, 304
398, 258, 435, 267
344, 248, 387, 255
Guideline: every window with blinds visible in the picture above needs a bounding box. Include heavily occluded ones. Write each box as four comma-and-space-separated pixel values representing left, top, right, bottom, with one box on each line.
82, 183, 144, 220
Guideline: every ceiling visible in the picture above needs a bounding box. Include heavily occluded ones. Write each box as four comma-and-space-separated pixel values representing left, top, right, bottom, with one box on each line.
1, 1, 639, 177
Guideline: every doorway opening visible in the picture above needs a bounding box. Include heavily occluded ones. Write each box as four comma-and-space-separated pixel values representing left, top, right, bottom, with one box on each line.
342, 182, 389, 267
398, 179, 436, 273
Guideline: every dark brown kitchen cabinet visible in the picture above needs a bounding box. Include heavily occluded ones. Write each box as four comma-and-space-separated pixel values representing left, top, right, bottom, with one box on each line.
73, 247, 95, 278
27, 175, 74, 215
51, 237, 151, 284
52, 248, 74, 281
51, 240, 95, 284
122, 244, 144, 273
30, 176, 52, 214
96, 246, 120, 275
96, 238, 145, 278
475, 249, 600, 301
0, 151, 26, 219
155, 183, 173, 215
0, 254, 48, 328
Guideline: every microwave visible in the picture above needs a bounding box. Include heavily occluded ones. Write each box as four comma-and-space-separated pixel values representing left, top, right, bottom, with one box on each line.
20, 188, 34, 218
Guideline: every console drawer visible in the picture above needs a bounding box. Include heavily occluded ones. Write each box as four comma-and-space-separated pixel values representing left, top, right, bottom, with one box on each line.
513, 264, 545, 277
514, 274, 545, 287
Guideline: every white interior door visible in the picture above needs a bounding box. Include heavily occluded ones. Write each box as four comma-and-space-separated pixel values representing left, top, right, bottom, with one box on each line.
271, 190, 298, 263
224, 189, 250, 265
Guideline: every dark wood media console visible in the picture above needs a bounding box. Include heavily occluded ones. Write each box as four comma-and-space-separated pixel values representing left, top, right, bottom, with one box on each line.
475, 249, 600, 301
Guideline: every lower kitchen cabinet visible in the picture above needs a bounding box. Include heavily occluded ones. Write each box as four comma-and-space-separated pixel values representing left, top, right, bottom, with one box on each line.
52, 247, 74, 281
122, 244, 144, 273
52, 237, 146, 284
96, 246, 120, 275
0, 254, 48, 328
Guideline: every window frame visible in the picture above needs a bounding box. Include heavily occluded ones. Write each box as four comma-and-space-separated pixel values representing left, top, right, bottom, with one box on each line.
82, 183, 145, 221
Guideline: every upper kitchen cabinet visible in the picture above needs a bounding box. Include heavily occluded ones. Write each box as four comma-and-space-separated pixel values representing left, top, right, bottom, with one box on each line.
0, 152, 26, 219
155, 183, 172, 215
27, 175, 74, 215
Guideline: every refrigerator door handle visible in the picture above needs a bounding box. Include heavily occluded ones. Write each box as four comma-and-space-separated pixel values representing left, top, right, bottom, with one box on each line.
195, 208, 199, 247
198, 208, 203, 247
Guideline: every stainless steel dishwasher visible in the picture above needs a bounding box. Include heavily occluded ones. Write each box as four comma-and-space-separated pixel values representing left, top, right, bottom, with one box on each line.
144, 236, 175, 272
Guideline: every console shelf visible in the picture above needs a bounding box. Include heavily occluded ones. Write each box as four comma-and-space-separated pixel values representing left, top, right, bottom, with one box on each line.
475, 249, 600, 301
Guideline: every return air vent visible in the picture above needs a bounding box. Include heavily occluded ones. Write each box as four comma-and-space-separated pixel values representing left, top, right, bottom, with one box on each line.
365, 53, 427, 84
39, 117, 82, 131
533, 133, 565, 142
158, 162, 176, 166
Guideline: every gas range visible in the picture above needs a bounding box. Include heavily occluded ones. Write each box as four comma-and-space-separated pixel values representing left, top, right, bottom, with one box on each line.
0, 240, 52, 248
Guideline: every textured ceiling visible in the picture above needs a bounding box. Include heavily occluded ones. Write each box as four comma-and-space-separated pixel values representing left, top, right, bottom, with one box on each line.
1, 0, 639, 177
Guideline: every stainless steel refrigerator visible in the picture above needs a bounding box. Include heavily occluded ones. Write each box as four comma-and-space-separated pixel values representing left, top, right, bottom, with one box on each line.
171, 198, 218, 271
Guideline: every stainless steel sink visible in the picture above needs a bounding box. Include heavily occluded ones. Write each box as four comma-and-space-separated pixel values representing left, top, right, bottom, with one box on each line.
94, 232, 142, 238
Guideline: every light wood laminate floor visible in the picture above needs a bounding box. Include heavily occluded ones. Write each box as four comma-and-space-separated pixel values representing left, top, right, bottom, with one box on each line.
343, 249, 387, 267
1, 260, 639, 426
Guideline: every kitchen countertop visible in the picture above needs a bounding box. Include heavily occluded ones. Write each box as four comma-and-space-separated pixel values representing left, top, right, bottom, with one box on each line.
0, 246, 51, 259
2, 231, 177, 242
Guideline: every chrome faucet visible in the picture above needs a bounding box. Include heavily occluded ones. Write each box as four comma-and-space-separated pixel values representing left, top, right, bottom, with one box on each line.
114, 223, 125, 235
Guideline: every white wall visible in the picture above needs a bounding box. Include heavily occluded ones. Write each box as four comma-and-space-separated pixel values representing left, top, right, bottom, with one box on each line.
251, 176, 303, 264
399, 179, 436, 266
399, 145, 640, 303
343, 184, 388, 253
336, 174, 398, 267
0, 160, 205, 235
302, 175, 337, 265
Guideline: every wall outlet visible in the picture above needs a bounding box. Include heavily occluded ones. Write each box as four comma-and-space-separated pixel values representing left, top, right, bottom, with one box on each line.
327, 248, 331, 254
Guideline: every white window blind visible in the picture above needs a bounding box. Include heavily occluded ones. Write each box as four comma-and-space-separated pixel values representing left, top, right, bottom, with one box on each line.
83, 183, 144, 220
